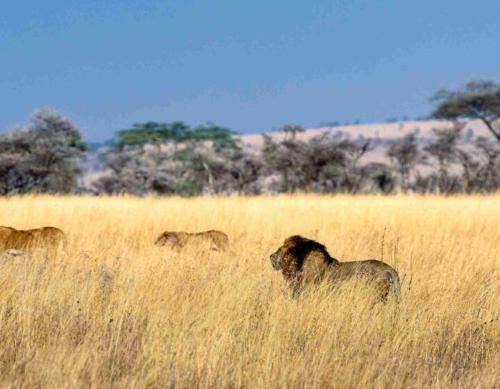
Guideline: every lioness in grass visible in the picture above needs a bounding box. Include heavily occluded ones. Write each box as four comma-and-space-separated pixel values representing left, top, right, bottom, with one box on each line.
0, 226, 67, 254
270, 235, 400, 300
154, 230, 229, 252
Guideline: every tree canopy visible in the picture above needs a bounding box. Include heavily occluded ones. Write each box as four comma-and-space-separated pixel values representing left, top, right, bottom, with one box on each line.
115, 121, 240, 151
431, 80, 500, 142
116, 121, 190, 149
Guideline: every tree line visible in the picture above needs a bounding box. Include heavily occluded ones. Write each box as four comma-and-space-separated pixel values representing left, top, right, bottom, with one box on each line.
1, 80, 499, 196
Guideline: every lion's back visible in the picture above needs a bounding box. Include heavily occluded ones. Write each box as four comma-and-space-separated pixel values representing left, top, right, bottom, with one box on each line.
39, 226, 66, 239
334, 259, 395, 276
3, 230, 36, 250
29, 227, 66, 246
328, 259, 400, 298
1, 226, 66, 251
198, 230, 229, 250
155, 230, 229, 251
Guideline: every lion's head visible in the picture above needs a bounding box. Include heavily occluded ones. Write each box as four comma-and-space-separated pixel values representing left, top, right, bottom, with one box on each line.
269, 235, 337, 280
154, 232, 183, 248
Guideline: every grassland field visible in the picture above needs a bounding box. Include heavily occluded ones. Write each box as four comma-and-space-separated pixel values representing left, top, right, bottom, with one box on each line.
0, 195, 499, 388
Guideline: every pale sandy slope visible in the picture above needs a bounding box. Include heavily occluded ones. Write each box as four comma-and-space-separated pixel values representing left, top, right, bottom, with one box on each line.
240, 119, 492, 147
239, 119, 495, 165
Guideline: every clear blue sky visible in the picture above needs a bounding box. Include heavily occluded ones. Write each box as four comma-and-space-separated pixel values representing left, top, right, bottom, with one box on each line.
1, 1, 499, 141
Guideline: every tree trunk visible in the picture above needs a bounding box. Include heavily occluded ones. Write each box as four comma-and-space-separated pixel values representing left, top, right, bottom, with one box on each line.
480, 117, 500, 143
202, 161, 215, 194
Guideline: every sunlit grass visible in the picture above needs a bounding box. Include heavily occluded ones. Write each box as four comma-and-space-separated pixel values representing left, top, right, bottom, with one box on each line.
0, 195, 499, 388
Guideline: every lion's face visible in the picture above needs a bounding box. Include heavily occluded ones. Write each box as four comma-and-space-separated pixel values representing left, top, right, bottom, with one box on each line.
155, 232, 181, 248
270, 246, 286, 270
270, 236, 309, 271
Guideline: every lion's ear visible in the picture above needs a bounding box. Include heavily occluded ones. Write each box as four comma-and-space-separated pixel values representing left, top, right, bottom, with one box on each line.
330, 256, 340, 265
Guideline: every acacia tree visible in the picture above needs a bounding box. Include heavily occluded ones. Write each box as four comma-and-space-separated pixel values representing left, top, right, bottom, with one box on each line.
96, 122, 246, 196
0, 109, 86, 194
225, 153, 263, 194
360, 163, 396, 194
457, 137, 500, 193
261, 134, 303, 193
431, 80, 500, 142
473, 138, 500, 191
93, 146, 177, 195
261, 132, 374, 193
387, 132, 426, 191
336, 139, 372, 193
423, 123, 464, 193
280, 124, 305, 140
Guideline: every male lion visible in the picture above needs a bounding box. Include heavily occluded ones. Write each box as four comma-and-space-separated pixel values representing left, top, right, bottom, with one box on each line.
0, 226, 67, 254
154, 230, 229, 251
270, 235, 400, 300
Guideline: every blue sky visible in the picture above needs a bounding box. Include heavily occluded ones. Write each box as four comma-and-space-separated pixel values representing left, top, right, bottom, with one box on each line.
1, 1, 499, 141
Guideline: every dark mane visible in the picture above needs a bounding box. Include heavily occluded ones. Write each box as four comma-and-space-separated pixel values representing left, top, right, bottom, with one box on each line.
284, 235, 336, 271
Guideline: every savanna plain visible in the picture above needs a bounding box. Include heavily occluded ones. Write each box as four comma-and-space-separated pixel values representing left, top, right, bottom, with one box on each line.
0, 195, 499, 388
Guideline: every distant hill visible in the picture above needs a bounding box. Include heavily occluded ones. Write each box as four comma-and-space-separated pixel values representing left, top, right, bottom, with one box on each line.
240, 119, 491, 149
80, 119, 495, 187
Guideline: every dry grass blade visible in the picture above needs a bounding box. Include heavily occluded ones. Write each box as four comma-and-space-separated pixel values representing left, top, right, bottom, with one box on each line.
0, 194, 498, 388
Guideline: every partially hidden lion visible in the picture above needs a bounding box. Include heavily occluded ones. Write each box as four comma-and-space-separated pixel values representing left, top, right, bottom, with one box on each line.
270, 235, 400, 300
154, 230, 229, 252
0, 226, 67, 254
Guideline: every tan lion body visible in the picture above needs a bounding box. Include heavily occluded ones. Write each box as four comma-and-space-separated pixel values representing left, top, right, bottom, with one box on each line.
0, 226, 67, 253
270, 235, 400, 299
155, 230, 229, 251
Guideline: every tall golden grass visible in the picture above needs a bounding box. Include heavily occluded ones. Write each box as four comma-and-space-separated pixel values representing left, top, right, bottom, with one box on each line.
0, 195, 499, 388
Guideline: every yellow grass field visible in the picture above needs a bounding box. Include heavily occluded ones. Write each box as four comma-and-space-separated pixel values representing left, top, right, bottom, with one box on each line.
0, 195, 499, 388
